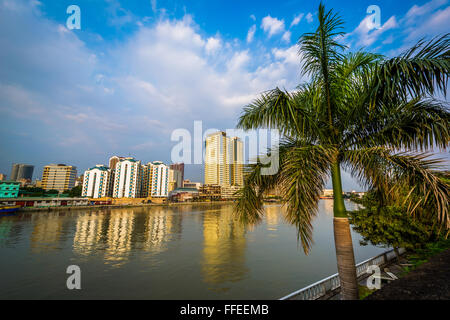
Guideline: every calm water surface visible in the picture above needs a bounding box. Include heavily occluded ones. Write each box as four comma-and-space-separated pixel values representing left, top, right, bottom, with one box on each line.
0, 200, 385, 299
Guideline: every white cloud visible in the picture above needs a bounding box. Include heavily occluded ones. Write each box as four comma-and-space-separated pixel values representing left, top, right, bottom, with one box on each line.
282, 31, 291, 43
290, 13, 304, 27
305, 13, 313, 23
205, 36, 222, 54
345, 15, 398, 48
250, 14, 256, 21
405, 5, 450, 41
404, 0, 448, 24
150, 0, 157, 13
0, 0, 309, 174
261, 15, 285, 37
247, 24, 256, 43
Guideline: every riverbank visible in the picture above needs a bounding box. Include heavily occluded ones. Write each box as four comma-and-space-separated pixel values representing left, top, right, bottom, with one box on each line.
18, 200, 237, 213
366, 247, 450, 300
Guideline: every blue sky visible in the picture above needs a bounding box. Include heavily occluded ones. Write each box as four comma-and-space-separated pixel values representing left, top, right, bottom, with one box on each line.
0, 0, 449, 190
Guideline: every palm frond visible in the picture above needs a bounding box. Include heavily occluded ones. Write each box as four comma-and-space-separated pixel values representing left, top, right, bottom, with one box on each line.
278, 141, 335, 253
343, 98, 450, 151
373, 34, 450, 99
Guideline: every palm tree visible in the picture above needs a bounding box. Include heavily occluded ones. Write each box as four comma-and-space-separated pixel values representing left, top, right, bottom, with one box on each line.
234, 3, 449, 300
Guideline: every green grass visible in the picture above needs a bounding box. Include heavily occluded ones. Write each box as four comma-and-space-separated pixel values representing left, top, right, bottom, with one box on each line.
359, 285, 376, 300
401, 238, 450, 275
360, 238, 450, 299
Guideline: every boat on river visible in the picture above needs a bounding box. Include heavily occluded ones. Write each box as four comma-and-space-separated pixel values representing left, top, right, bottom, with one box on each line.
0, 205, 21, 215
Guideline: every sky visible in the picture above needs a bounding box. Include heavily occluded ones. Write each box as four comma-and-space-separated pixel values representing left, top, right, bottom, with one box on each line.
0, 0, 449, 191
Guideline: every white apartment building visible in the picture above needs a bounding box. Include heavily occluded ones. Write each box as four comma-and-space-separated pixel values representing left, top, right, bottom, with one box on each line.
150, 161, 170, 197
82, 165, 112, 198
113, 158, 142, 198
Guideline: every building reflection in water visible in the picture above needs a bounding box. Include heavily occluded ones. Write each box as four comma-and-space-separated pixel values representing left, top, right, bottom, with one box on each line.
201, 205, 249, 292
322, 199, 334, 215
265, 205, 280, 233
0, 218, 17, 247
103, 210, 135, 266
142, 208, 182, 253
31, 212, 66, 253
73, 211, 107, 256
71, 207, 183, 267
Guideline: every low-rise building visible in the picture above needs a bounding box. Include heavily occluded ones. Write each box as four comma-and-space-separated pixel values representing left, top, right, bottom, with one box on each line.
0, 181, 20, 198
169, 188, 199, 202
198, 185, 222, 201
321, 189, 334, 199
0, 197, 89, 207
221, 185, 241, 200
183, 180, 202, 190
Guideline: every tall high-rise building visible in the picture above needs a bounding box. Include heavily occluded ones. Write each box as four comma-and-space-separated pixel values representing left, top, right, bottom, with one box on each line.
205, 132, 230, 186
229, 137, 244, 186
112, 158, 142, 198
168, 169, 183, 192
41, 164, 77, 192
170, 163, 184, 186
140, 163, 153, 198
149, 161, 170, 198
10, 164, 34, 181
82, 165, 112, 198
108, 156, 125, 171
204, 132, 244, 187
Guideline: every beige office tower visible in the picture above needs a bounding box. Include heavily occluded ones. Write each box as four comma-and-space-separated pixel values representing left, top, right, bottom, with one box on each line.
140, 163, 152, 198
168, 169, 182, 192
205, 132, 230, 186
108, 156, 124, 171
41, 164, 78, 192
229, 137, 244, 186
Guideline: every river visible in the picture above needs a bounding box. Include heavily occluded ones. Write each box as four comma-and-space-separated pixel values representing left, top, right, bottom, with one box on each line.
0, 200, 386, 299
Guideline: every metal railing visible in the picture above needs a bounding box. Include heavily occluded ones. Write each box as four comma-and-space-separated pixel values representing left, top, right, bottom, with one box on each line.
279, 248, 405, 300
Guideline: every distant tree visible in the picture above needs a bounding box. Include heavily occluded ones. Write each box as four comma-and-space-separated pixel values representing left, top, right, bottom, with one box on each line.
68, 185, 82, 197
45, 189, 60, 196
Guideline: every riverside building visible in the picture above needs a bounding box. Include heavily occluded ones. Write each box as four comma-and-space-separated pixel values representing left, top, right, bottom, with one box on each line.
149, 161, 170, 198
41, 164, 77, 193
113, 158, 142, 198
204, 132, 244, 187
82, 165, 112, 198
10, 164, 34, 182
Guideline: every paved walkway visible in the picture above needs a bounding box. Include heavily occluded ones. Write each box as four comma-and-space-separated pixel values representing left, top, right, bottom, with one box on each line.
326, 254, 408, 300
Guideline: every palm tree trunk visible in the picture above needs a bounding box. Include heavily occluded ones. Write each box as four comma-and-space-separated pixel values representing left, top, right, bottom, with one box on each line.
331, 161, 359, 300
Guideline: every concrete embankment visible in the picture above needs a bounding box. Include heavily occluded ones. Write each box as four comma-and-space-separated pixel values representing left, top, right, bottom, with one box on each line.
18, 201, 236, 213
